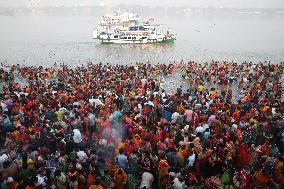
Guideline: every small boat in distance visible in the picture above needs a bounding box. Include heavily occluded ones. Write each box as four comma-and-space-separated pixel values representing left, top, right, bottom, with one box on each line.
92, 11, 177, 44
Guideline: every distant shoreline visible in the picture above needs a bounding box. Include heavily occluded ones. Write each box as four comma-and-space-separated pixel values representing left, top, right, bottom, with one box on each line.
0, 6, 283, 18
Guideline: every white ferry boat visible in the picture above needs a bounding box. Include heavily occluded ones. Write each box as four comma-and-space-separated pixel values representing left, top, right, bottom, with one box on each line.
92, 11, 177, 44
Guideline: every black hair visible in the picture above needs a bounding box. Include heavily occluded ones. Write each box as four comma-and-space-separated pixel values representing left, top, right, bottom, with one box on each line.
119, 148, 124, 154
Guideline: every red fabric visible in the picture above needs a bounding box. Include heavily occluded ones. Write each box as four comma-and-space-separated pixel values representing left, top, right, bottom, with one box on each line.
124, 143, 135, 155
50, 98, 58, 108
26, 100, 33, 109
87, 174, 94, 188
163, 131, 170, 139
155, 134, 162, 143
25, 186, 35, 189
143, 106, 150, 115
236, 144, 251, 166
158, 143, 167, 151
39, 146, 49, 154
125, 117, 133, 125
8, 182, 19, 189
159, 161, 169, 167
239, 169, 251, 189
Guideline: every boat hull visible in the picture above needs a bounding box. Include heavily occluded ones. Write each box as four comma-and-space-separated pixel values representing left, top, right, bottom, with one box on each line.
98, 37, 176, 44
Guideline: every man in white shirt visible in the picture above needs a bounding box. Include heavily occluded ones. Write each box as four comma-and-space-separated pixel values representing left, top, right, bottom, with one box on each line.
187, 149, 196, 169
0, 153, 9, 170
172, 177, 185, 189
77, 150, 88, 163
171, 112, 180, 123
73, 129, 82, 144
89, 97, 104, 107
88, 113, 96, 134
140, 172, 154, 189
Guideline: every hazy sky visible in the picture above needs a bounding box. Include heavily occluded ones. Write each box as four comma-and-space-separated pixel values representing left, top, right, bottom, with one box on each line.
1, 0, 284, 8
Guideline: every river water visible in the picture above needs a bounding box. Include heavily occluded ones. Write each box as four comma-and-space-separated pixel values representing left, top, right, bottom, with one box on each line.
0, 7, 284, 66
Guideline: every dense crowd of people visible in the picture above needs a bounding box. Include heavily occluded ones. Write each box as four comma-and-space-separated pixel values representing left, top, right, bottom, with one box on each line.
0, 61, 283, 189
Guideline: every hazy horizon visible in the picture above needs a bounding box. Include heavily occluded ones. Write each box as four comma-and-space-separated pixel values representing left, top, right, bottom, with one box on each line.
1, 0, 284, 9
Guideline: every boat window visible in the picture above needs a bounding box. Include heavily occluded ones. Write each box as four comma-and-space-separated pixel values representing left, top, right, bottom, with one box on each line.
114, 36, 118, 39
132, 37, 136, 39
128, 37, 131, 39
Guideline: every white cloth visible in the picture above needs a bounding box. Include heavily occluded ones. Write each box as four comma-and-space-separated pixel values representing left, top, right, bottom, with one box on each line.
99, 139, 107, 146
7, 177, 14, 183
187, 153, 196, 167
59, 107, 67, 112
69, 112, 76, 118
171, 112, 180, 123
88, 113, 96, 126
148, 101, 154, 107
73, 129, 82, 143
141, 78, 147, 86
89, 98, 103, 106
203, 124, 209, 130
153, 92, 159, 96
76, 163, 82, 170
36, 175, 46, 187
73, 102, 80, 106
138, 104, 142, 111
140, 172, 154, 189
1, 102, 8, 112
272, 107, 276, 116
0, 154, 9, 169
77, 151, 88, 163
232, 124, 238, 130
195, 126, 205, 134
173, 178, 183, 189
